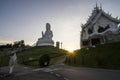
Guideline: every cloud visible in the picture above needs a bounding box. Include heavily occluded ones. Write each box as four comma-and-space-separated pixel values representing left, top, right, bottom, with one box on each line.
0, 40, 13, 45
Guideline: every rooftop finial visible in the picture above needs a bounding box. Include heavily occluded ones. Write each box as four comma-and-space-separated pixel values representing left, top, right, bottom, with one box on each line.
95, 0, 103, 10
95, 1, 100, 10
95, 2, 98, 8
100, 3, 102, 10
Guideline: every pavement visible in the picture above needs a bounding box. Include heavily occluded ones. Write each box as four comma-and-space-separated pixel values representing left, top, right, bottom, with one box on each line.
0, 65, 65, 80
51, 64, 120, 80
48, 58, 120, 80
0, 57, 120, 80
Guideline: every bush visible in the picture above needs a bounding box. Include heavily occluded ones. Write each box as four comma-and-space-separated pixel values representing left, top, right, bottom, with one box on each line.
0, 55, 10, 67
65, 42, 120, 69
39, 54, 50, 67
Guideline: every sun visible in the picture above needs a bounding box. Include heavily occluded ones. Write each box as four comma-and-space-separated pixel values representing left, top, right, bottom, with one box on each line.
66, 47, 74, 53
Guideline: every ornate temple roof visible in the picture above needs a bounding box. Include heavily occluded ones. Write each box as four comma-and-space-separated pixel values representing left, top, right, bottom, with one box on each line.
81, 5, 120, 29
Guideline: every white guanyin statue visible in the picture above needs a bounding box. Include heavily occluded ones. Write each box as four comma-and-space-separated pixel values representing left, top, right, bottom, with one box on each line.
36, 23, 54, 46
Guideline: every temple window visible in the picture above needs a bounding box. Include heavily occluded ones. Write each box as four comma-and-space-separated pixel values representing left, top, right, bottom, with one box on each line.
83, 41, 89, 46
98, 24, 110, 33
88, 26, 94, 34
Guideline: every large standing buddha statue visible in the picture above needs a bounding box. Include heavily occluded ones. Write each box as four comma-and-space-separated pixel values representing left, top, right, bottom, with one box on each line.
36, 23, 54, 46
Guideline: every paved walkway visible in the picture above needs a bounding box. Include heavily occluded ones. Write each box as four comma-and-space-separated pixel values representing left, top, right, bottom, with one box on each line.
0, 64, 65, 80
1, 57, 120, 80
48, 57, 120, 80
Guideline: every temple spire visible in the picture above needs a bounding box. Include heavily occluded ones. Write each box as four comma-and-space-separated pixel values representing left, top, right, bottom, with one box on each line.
95, 1, 103, 10
95, 2, 98, 9
100, 2, 102, 10
95, 2, 98, 8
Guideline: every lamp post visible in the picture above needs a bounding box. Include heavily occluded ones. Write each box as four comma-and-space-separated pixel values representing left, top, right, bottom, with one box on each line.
61, 42, 63, 49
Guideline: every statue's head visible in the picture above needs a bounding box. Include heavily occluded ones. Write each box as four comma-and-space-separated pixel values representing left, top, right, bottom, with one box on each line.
46, 23, 51, 31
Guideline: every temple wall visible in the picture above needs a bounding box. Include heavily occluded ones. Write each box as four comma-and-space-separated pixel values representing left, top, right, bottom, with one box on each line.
80, 6, 120, 48
81, 16, 120, 48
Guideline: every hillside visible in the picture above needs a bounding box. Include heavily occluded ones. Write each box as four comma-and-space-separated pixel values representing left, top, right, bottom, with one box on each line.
65, 42, 120, 69
17, 46, 67, 67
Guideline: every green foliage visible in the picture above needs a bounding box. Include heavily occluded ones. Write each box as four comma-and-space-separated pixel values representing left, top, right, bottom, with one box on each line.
50, 56, 64, 65
65, 42, 120, 69
13, 40, 25, 48
17, 46, 67, 67
0, 55, 10, 67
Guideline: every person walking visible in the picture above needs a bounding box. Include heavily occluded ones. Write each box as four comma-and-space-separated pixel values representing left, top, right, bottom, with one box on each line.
9, 51, 17, 74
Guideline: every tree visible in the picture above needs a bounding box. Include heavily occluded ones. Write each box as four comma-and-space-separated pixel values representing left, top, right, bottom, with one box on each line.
20, 40, 25, 48
13, 40, 25, 49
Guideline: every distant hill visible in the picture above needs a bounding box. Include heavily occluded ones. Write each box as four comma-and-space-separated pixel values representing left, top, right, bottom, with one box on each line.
65, 42, 120, 69
17, 46, 67, 67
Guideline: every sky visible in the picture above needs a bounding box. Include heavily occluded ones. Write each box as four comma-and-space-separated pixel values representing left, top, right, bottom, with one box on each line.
0, 0, 120, 51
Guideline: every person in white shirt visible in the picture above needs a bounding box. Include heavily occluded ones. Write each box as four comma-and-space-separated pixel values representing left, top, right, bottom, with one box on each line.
9, 51, 17, 74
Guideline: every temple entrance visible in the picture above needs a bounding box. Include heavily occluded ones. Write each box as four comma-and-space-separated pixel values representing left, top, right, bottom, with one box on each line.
91, 38, 101, 46
82, 40, 89, 46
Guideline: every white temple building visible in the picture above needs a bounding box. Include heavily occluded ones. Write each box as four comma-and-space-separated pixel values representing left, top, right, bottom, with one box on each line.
80, 5, 120, 48
36, 23, 54, 46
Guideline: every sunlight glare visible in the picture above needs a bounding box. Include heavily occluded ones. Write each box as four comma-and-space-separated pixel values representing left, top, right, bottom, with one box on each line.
66, 47, 74, 53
